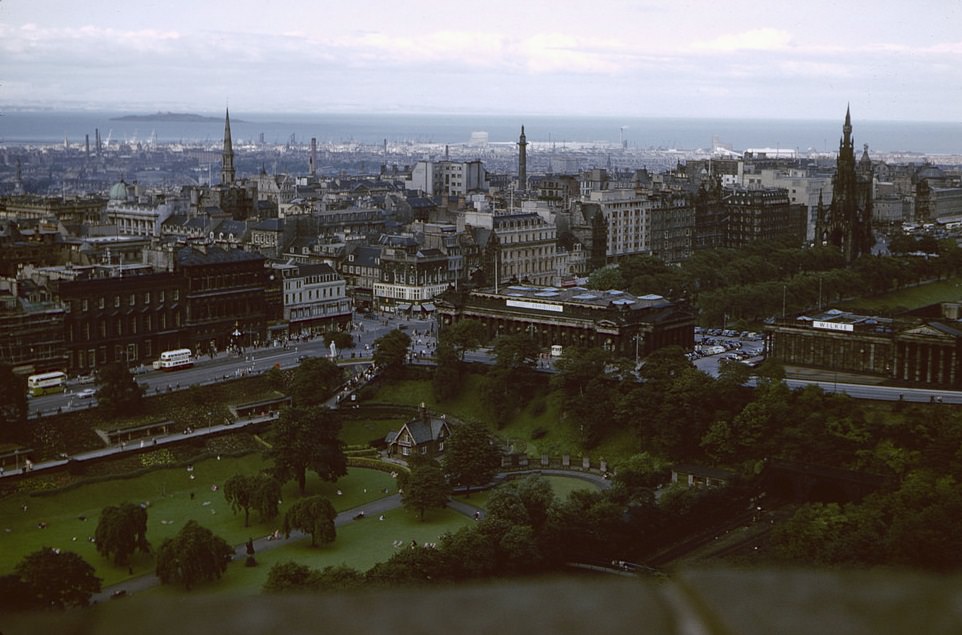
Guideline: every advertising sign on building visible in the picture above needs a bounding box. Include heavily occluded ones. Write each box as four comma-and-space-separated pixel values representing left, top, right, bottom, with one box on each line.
813, 320, 854, 332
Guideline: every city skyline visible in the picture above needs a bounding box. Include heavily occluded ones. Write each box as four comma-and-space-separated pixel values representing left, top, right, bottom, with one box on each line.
1, 1, 961, 122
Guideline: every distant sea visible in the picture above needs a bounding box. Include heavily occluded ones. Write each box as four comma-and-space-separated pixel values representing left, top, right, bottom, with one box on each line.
1, 110, 961, 155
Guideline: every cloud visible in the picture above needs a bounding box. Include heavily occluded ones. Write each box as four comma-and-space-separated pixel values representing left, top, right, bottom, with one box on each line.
691, 28, 793, 52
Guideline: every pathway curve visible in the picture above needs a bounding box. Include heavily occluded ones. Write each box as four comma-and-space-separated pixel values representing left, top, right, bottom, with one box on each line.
92, 468, 610, 601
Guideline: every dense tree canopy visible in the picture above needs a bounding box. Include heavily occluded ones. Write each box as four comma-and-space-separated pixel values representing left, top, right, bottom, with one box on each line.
156, 520, 233, 590
401, 461, 450, 520
95, 362, 144, 416
94, 502, 150, 566
441, 421, 502, 494
266, 406, 347, 495
14, 548, 101, 609
290, 357, 344, 407
373, 329, 411, 378
282, 496, 337, 547
482, 334, 540, 426
223, 473, 282, 527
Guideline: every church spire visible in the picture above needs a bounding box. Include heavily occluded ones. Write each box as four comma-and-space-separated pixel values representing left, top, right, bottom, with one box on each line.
221, 108, 235, 185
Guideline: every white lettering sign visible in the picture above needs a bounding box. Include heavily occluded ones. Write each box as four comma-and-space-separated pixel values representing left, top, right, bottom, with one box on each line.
506, 299, 563, 313
813, 320, 853, 332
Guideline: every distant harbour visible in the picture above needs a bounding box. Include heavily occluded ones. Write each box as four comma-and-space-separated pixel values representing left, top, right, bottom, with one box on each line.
109, 112, 245, 123
1, 110, 960, 155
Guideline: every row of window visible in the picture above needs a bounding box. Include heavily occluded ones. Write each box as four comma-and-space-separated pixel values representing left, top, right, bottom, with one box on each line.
77, 289, 181, 313
69, 312, 181, 342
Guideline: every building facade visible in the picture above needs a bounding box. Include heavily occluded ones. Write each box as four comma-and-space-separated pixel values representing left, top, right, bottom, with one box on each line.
436, 285, 694, 360
275, 261, 352, 336
766, 306, 962, 387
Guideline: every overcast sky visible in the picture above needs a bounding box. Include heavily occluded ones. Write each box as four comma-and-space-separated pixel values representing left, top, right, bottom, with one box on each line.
2, 0, 960, 121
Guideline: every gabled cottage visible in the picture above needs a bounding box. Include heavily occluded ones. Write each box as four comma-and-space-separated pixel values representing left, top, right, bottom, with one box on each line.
385, 406, 452, 460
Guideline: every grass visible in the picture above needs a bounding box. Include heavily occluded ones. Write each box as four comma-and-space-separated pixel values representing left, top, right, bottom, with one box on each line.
126, 506, 472, 599
842, 276, 962, 312
340, 418, 406, 448
368, 372, 639, 464
0, 454, 396, 586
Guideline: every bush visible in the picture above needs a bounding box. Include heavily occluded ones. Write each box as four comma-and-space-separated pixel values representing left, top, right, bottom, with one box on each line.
530, 427, 548, 440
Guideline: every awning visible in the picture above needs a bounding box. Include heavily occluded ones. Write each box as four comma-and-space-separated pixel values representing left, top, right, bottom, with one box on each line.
421, 303, 436, 312
396, 303, 412, 311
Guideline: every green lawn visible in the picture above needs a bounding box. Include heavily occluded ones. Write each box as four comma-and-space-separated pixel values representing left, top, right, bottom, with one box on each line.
0, 455, 395, 586
843, 276, 962, 312
126, 505, 472, 599
368, 372, 639, 464
340, 418, 406, 447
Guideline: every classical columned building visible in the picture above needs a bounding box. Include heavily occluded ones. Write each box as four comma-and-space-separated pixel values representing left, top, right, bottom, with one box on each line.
766, 307, 962, 387
435, 285, 694, 360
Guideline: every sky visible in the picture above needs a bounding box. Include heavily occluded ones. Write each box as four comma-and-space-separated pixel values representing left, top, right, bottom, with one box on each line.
2, 0, 961, 121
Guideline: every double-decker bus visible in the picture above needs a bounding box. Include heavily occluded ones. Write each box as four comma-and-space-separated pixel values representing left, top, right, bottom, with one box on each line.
153, 348, 194, 371
27, 371, 67, 396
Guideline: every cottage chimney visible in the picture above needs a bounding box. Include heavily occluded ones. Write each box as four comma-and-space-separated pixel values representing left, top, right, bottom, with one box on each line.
419, 401, 428, 421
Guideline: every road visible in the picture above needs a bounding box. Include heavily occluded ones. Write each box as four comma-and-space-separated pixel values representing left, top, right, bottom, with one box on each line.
28, 312, 440, 418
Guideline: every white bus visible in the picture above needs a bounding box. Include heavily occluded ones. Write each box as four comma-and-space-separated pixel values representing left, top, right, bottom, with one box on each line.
27, 371, 67, 396
153, 348, 194, 371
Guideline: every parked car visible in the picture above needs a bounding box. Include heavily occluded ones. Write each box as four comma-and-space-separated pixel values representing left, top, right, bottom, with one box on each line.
77, 388, 96, 399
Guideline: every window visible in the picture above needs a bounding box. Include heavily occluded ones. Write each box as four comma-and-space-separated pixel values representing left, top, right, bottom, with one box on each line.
114, 295, 120, 308
98, 297, 105, 309
82, 298, 88, 312
144, 291, 150, 304
129, 293, 136, 307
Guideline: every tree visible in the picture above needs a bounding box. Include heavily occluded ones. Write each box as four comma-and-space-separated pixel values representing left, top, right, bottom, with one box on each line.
263, 561, 316, 592
373, 328, 411, 378
94, 502, 150, 566
282, 496, 337, 547
432, 340, 464, 401
552, 346, 623, 447
326, 330, 354, 350
266, 406, 347, 495
263, 561, 364, 593
95, 361, 144, 416
442, 420, 502, 494
15, 548, 101, 609
223, 473, 282, 527
442, 319, 486, 361
612, 453, 670, 493
401, 461, 450, 520
482, 333, 540, 426
290, 357, 344, 407
0, 364, 28, 444
156, 520, 233, 590
586, 265, 625, 291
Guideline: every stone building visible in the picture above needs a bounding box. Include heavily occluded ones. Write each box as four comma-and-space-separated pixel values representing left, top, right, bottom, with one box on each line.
766, 305, 962, 387
436, 284, 694, 360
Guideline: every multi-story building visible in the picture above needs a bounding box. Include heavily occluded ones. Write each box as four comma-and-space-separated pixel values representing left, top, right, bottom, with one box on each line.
405, 160, 489, 197
588, 188, 652, 258
489, 212, 559, 287
273, 261, 352, 337
724, 187, 806, 248
0, 277, 66, 374
173, 245, 267, 353
104, 181, 175, 237
58, 267, 186, 371
0, 195, 106, 224
374, 236, 450, 313
649, 191, 694, 264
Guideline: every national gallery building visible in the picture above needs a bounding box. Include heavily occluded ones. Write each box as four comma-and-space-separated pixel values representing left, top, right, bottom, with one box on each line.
434, 285, 694, 360
766, 305, 962, 387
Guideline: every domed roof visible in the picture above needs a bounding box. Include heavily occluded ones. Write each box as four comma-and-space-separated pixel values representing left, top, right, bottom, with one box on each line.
109, 180, 128, 201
